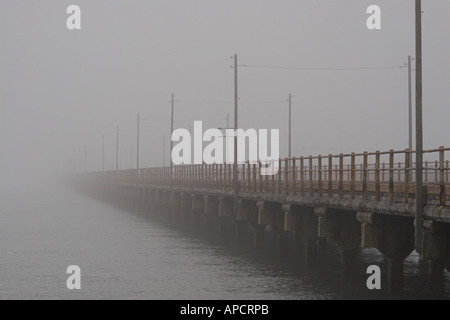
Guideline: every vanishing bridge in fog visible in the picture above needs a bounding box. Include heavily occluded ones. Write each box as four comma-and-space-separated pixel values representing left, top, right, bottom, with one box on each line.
74, 146, 450, 294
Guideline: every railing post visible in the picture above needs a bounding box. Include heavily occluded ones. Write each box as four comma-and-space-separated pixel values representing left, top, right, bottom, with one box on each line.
318, 155, 322, 196
425, 161, 428, 183
292, 158, 297, 196
259, 161, 262, 193
309, 156, 313, 197
211, 163, 215, 189
228, 164, 232, 191
278, 158, 282, 194
405, 149, 410, 202
219, 163, 222, 191
265, 162, 269, 193
244, 162, 247, 192
300, 157, 305, 196
186, 165, 189, 189
252, 163, 258, 192
339, 153, 344, 199
272, 163, 275, 193
247, 162, 251, 192
446, 160, 449, 183
328, 154, 332, 197
350, 152, 355, 199
363, 152, 368, 199
284, 158, 289, 194
214, 163, 217, 189
210, 163, 213, 189
389, 150, 394, 204
204, 163, 207, 189
196, 165, 198, 187
439, 146, 445, 205
375, 151, 380, 201
208, 164, 211, 189
224, 163, 227, 192
435, 160, 438, 184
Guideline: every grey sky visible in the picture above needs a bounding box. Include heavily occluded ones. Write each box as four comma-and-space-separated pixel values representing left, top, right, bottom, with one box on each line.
0, 0, 449, 185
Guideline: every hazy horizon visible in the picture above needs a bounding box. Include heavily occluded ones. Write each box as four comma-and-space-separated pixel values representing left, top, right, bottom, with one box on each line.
1, 0, 449, 187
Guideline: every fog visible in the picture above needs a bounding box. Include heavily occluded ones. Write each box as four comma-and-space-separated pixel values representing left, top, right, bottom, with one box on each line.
0, 0, 449, 187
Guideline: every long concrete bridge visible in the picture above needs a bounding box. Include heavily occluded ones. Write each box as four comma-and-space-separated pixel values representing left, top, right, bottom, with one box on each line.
71, 146, 450, 294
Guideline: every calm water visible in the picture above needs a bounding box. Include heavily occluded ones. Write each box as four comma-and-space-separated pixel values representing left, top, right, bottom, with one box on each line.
0, 183, 449, 300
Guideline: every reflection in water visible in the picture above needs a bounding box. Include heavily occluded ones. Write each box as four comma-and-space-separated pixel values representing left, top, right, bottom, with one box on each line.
0, 184, 448, 300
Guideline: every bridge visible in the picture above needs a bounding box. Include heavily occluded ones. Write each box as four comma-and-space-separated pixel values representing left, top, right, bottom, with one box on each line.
72, 146, 450, 294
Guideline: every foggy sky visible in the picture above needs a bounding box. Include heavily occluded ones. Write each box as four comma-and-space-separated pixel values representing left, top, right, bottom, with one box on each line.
0, 0, 449, 186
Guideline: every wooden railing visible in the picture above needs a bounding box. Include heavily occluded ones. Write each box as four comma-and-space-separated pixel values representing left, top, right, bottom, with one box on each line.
83, 147, 450, 206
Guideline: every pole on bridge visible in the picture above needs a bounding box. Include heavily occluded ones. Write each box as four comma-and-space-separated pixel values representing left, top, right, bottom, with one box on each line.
102, 134, 105, 172
233, 54, 239, 217
137, 113, 140, 186
84, 144, 87, 173
414, 0, 424, 256
116, 126, 119, 181
170, 93, 174, 190
288, 94, 292, 159
408, 55, 413, 151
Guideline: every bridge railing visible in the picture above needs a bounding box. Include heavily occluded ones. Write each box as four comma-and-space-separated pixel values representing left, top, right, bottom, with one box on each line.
82, 147, 450, 206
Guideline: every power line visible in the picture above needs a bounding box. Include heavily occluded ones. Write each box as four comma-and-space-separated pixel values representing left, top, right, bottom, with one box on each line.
173, 99, 287, 104
238, 64, 407, 71
174, 100, 230, 104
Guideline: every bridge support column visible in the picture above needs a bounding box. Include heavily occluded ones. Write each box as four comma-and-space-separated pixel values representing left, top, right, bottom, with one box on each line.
284, 204, 317, 268
204, 195, 219, 239
302, 213, 318, 269
154, 189, 164, 218
253, 225, 266, 250
163, 190, 173, 223
357, 212, 415, 294
257, 201, 286, 257
218, 197, 233, 243
422, 219, 450, 281
235, 199, 249, 247
180, 192, 193, 231
169, 191, 182, 228
235, 221, 246, 248
317, 237, 328, 258
277, 230, 289, 259
191, 194, 204, 233
316, 207, 360, 277
236, 199, 260, 249
282, 203, 298, 260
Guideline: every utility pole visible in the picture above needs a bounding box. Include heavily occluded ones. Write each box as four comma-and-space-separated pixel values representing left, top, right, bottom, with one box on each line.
233, 54, 239, 216
414, 0, 423, 255
84, 144, 87, 173
102, 134, 105, 172
170, 93, 174, 189
137, 113, 140, 186
288, 94, 292, 158
116, 126, 119, 173
408, 55, 413, 150
78, 146, 81, 173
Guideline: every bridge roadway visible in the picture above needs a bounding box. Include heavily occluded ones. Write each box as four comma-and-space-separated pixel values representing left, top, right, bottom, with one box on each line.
73, 147, 450, 294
